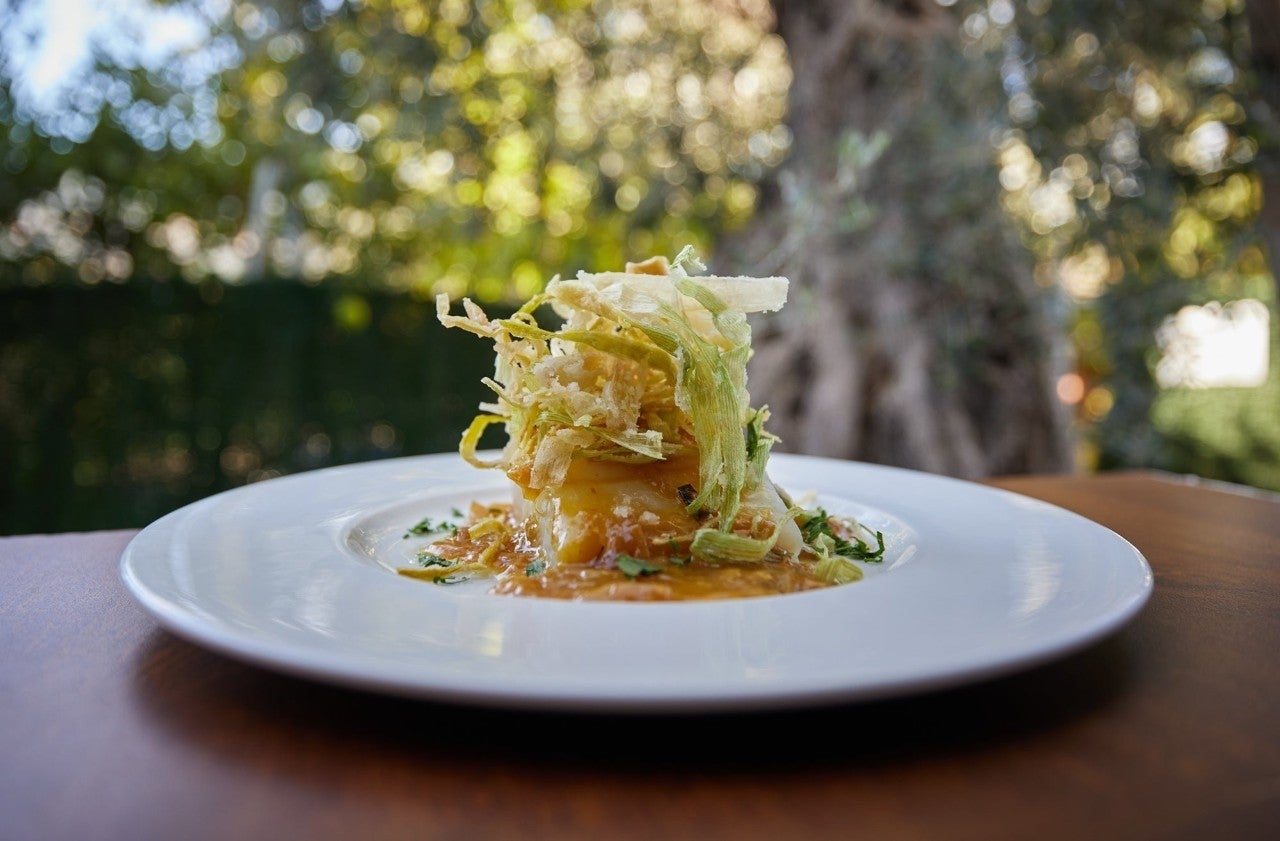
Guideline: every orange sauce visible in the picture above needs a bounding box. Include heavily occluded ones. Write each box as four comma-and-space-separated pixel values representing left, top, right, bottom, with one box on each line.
406, 499, 831, 602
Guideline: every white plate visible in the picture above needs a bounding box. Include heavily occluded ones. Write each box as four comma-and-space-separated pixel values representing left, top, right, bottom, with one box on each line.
120, 452, 1152, 713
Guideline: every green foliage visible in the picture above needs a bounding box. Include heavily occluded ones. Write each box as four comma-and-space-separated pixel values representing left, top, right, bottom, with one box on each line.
1, 0, 787, 298
965, 0, 1271, 471
1154, 370, 1280, 491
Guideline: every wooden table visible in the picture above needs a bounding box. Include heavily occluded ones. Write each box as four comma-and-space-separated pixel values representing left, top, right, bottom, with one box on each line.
3, 470, 1277, 841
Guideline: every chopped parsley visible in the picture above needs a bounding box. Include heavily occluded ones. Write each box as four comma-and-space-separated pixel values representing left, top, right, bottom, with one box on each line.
525, 558, 548, 577
616, 555, 664, 578
416, 553, 455, 568
799, 508, 886, 562
402, 515, 460, 539
798, 510, 827, 544
432, 574, 469, 585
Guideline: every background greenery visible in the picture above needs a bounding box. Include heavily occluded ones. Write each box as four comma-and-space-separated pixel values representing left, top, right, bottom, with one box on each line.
2, 0, 1278, 534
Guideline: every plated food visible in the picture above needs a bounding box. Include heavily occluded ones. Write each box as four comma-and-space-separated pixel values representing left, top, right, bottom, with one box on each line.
407, 248, 884, 600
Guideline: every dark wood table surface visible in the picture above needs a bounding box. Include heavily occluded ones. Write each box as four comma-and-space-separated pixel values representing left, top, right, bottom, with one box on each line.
3, 470, 1277, 841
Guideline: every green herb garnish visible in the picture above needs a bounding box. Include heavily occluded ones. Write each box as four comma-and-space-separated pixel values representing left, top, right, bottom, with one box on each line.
834, 530, 886, 561
416, 553, 455, 568
525, 558, 548, 576
432, 574, 469, 585
616, 555, 663, 578
799, 508, 886, 562
402, 515, 460, 539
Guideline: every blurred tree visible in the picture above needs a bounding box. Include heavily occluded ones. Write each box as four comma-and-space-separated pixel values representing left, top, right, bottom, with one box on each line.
725, 0, 1268, 480
1246, 0, 1280, 292
996, 0, 1266, 472
0, 0, 242, 286
722, 0, 1074, 478
1, 0, 789, 300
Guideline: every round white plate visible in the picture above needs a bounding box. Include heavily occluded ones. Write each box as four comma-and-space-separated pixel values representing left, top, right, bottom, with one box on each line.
120, 452, 1153, 713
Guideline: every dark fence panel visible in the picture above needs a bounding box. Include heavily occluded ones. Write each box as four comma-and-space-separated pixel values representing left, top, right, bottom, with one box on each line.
1, 281, 500, 534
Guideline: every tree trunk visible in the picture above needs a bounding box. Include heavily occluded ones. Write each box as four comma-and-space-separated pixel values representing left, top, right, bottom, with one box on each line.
720, 0, 1074, 479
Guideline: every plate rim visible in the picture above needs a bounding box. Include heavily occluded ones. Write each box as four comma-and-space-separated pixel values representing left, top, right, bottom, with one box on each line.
119, 452, 1154, 713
